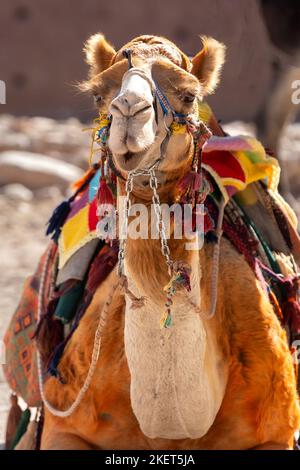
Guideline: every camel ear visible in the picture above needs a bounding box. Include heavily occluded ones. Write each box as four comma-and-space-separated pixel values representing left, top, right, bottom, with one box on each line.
191, 36, 226, 95
84, 33, 116, 77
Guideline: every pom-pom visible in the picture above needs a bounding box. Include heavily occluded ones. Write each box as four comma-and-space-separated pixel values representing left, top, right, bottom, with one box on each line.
97, 178, 115, 207
45, 200, 71, 242
160, 309, 173, 329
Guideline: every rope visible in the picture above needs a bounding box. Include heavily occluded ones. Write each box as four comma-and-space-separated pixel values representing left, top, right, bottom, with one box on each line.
186, 198, 225, 319
37, 244, 119, 418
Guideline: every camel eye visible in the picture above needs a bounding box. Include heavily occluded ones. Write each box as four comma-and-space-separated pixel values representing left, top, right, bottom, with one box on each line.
94, 94, 102, 104
183, 93, 196, 103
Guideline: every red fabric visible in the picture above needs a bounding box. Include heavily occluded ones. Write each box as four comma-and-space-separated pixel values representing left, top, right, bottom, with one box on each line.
88, 198, 98, 231
202, 150, 246, 182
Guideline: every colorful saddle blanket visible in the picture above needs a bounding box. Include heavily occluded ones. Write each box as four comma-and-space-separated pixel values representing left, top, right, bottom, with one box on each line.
59, 102, 279, 270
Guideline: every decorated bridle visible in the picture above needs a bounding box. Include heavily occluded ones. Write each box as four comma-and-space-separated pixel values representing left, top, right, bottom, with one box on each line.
90, 49, 219, 328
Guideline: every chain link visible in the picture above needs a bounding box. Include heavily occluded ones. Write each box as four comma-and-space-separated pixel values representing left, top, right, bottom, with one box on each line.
118, 163, 173, 278
150, 169, 172, 272
117, 119, 212, 281
118, 173, 133, 276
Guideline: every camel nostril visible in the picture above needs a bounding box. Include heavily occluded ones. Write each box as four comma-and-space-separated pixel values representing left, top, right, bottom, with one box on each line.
110, 96, 130, 117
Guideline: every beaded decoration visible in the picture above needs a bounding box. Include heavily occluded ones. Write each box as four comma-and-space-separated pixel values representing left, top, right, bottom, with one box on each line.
161, 262, 192, 328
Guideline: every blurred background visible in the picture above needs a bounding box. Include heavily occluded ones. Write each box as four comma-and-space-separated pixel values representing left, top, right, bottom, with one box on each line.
0, 0, 299, 443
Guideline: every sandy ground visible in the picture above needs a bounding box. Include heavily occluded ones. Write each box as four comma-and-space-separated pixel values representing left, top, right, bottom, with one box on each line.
0, 117, 299, 445
0, 194, 62, 443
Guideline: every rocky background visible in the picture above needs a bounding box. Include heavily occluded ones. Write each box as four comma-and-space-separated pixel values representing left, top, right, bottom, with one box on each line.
0, 0, 280, 122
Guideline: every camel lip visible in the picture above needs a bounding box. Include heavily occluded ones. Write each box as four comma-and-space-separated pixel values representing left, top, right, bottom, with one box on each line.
124, 151, 134, 162
113, 151, 145, 172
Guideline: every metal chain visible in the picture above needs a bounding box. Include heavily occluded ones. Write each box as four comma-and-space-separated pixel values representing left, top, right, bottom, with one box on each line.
117, 119, 212, 279
118, 163, 174, 279
149, 169, 173, 274
118, 174, 133, 276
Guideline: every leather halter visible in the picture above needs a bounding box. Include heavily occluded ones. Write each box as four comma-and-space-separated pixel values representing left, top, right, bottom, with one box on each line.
104, 49, 197, 180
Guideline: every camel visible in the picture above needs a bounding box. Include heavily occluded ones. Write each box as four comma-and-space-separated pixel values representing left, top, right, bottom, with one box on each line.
24, 34, 300, 450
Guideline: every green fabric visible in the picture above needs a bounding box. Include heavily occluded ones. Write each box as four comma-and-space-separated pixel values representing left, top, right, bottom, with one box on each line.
234, 196, 281, 274
11, 408, 31, 449
54, 281, 85, 324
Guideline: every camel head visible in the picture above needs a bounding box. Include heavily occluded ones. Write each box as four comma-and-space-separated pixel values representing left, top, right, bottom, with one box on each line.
82, 34, 225, 181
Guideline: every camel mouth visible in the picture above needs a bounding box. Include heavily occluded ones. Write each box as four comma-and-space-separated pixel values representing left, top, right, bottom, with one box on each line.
113, 151, 145, 172
124, 151, 134, 162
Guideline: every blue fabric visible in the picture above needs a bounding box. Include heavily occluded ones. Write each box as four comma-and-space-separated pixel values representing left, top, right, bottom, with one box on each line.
88, 168, 101, 201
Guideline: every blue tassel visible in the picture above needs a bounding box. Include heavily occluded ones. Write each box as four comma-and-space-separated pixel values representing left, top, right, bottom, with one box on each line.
46, 199, 71, 242
47, 342, 67, 383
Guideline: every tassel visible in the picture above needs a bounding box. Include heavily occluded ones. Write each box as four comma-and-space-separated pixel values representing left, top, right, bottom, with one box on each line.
5, 394, 22, 450
171, 261, 192, 292
34, 307, 64, 367
47, 342, 67, 383
97, 178, 115, 207
161, 262, 192, 328
35, 408, 44, 450
14, 420, 38, 450
10, 408, 31, 450
178, 172, 200, 199
46, 163, 100, 243
160, 309, 173, 329
284, 297, 300, 334
45, 200, 71, 242
178, 171, 211, 204
259, 264, 300, 334
96, 177, 116, 242
281, 277, 300, 333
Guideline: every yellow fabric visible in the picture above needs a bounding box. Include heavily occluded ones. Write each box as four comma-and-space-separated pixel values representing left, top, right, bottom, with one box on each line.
197, 101, 213, 125
58, 206, 95, 269
170, 122, 187, 135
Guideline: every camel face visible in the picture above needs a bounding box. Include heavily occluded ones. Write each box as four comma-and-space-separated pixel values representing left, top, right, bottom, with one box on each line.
108, 57, 202, 173
82, 34, 226, 175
